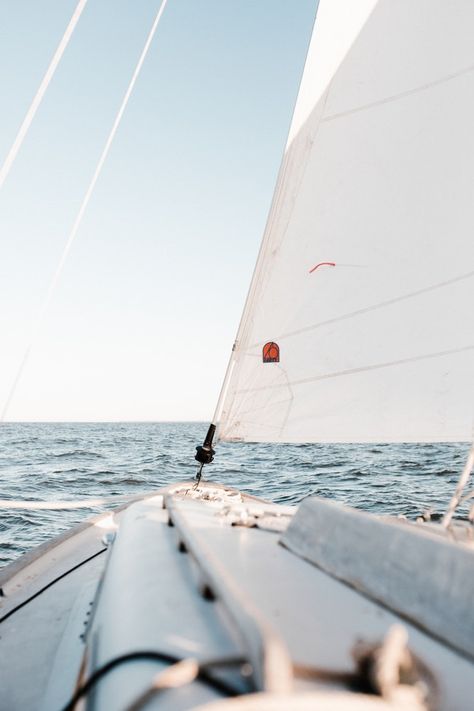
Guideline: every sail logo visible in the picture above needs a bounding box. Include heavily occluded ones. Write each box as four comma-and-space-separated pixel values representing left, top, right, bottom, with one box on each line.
262, 342, 280, 363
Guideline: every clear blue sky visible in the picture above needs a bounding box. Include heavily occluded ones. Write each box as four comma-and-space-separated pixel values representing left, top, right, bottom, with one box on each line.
0, 0, 316, 421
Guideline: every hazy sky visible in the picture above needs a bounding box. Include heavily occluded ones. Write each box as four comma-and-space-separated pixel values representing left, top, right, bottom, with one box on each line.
0, 0, 316, 422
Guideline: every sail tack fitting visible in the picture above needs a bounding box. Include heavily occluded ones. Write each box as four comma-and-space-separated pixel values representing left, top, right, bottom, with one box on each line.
194, 423, 216, 485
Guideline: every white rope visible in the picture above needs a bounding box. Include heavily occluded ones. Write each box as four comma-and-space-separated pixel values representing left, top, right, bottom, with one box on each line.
0, 494, 138, 510
0, 0, 169, 422
0, 0, 88, 190
126, 659, 199, 711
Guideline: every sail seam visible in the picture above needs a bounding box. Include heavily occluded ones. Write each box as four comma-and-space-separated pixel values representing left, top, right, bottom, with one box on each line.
230, 397, 294, 421
323, 62, 474, 123
235, 345, 474, 394
245, 270, 474, 350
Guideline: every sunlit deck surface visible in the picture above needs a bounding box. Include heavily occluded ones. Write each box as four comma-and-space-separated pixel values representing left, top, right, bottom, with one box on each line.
1, 482, 473, 710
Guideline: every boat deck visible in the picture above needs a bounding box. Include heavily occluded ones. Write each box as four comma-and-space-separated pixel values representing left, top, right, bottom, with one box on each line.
0, 483, 473, 710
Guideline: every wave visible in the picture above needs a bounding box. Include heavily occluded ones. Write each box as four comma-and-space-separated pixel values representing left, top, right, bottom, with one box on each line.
1, 423, 470, 567
52, 450, 105, 459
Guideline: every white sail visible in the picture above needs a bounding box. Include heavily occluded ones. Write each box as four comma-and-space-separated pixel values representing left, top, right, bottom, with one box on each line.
217, 0, 474, 443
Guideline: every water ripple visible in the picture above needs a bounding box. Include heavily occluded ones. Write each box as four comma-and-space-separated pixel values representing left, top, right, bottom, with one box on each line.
0, 422, 472, 566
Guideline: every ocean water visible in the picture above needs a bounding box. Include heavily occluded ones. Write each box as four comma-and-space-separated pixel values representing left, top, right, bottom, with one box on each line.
0, 422, 471, 567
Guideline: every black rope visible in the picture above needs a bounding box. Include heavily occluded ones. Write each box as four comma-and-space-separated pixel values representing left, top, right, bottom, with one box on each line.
61, 651, 244, 711
0, 547, 107, 624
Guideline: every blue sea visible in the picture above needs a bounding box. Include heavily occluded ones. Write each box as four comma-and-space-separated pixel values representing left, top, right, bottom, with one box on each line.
0, 422, 471, 567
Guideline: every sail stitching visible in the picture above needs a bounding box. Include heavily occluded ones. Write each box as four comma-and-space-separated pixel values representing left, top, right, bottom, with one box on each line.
323, 62, 474, 123
229, 397, 295, 421
236, 345, 474, 394
228, 367, 285, 426
245, 270, 474, 350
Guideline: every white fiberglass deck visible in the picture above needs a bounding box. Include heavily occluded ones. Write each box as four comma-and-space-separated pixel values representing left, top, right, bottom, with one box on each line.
0, 483, 473, 711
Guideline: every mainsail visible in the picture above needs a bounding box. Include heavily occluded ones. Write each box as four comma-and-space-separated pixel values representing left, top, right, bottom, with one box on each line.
217, 0, 474, 443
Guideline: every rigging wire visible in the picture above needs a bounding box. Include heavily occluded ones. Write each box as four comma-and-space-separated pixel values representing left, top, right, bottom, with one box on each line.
0, 0, 169, 422
0, 0, 88, 191
442, 442, 474, 527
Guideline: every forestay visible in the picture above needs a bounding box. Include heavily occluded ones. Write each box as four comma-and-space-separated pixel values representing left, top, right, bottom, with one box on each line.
217, 0, 474, 443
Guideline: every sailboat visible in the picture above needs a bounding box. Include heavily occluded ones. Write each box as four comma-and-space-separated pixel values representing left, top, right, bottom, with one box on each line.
1, 1, 474, 709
